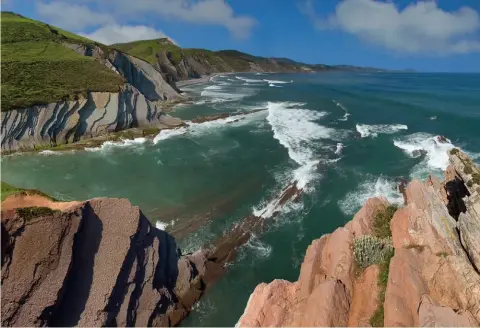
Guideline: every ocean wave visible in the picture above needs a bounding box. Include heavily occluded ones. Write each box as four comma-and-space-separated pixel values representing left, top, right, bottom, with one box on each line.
335, 143, 344, 155
84, 138, 147, 152
235, 76, 264, 83
204, 85, 222, 90
333, 100, 351, 121
338, 176, 403, 215
429, 116, 437, 120
155, 220, 169, 230
39, 150, 62, 156
356, 123, 408, 138
393, 133, 455, 177
243, 234, 273, 259
263, 79, 291, 84
269, 83, 282, 88
200, 88, 253, 103
153, 127, 188, 144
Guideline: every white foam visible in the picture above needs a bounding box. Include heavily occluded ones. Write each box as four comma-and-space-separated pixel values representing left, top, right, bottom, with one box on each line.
244, 234, 272, 259
356, 124, 408, 138
333, 100, 351, 121
335, 143, 344, 155
153, 127, 187, 144
339, 176, 403, 215
84, 138, 147, 152
39, 150, 61, 156
263, 79, 291, 84
200, 88, 251, 103
155, 221, 168, 230
269, 83, 282, 88
393, 133, 455, 175
204, 85, 222, 90
429, 116, 437, 120
235, 76, 264, 83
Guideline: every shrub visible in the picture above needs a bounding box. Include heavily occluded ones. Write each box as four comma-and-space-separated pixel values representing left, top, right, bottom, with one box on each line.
464, 165, 473, 174
16, 206, 60, 221
472, 172, 480, 185
450, 148, 460, 155
353, 235, 394, 269
370, 248, 394, 327
373, 205, 398, 239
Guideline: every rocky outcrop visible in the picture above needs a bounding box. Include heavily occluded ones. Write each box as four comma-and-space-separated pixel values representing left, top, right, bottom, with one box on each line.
1, 197, 223, 327
238, 150, 480, 327
1, 43, 185, 152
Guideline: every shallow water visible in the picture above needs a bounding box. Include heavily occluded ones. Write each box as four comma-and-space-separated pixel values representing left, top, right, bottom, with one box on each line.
2, 72, 480, 326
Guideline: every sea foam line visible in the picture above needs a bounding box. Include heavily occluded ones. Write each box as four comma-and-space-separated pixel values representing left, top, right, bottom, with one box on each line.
356, 123, 408, 138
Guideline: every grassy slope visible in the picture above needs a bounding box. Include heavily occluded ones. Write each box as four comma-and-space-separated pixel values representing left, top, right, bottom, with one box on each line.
1, 12, 125, 111
1, 181, 56, 202
113, 39, 304, 73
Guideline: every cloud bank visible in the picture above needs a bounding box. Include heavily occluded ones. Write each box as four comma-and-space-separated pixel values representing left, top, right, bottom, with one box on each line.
301, 0, 480, 55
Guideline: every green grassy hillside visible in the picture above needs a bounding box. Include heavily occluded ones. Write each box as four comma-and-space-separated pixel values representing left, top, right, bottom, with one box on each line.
1, 12, 125, 111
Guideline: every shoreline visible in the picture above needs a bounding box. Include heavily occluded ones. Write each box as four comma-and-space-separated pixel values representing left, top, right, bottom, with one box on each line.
176, 73, 220, 88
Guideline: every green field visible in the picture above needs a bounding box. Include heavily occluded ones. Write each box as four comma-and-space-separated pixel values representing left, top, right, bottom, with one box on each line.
1, 12, 125, 111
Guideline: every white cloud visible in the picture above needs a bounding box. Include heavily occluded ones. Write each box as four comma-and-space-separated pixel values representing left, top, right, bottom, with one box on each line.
36, 1, 114, 30
302, 0, 480, 55
80, 24, 177, 45
36, 0, 256, 39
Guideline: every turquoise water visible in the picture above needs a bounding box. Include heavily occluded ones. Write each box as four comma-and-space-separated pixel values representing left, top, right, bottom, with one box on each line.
2, 72, 480, 326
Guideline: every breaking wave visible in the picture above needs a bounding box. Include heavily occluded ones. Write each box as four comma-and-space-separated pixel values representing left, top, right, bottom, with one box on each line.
263, 79, 291, 84
269, 83, 282, 87
335, 143, 344, 155
243, 234, 273, 259
153, 127, 188, 144
356, 124, 408, 138
235, 76, 264, 83
393, 133, 457, 177
84, 138, 147, 152
333, 100, 350, 121
339, 176, 404, 215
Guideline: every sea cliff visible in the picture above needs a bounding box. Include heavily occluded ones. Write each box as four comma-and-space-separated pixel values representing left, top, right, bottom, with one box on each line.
237, 149, 480, 327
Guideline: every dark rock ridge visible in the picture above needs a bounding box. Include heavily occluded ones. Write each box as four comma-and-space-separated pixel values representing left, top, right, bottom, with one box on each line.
1, 198, 223, 327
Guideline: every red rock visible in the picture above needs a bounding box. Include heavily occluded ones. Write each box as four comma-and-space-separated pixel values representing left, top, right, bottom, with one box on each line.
347, 265, 380, 327
346, 197, 388, 237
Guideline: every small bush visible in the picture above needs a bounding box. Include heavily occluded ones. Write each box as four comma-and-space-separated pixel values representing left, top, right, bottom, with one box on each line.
16, 206, 60, 221
450, 148, 460, 155
472, 172, 480, 185
464, 165, 473, 175
142, 127, 160, 137
467, 180, 473, 188
353, 235, 394, 269
373, 205, 398, 239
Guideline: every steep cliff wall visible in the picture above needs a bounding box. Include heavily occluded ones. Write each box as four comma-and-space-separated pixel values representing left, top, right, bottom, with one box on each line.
1, 196, 224, 327
1, 42, 185, 152
238, 150, 480, 327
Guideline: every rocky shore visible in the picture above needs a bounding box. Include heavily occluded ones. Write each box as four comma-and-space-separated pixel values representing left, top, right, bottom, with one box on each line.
237, 149, 480, 327
2, 149, 479, 327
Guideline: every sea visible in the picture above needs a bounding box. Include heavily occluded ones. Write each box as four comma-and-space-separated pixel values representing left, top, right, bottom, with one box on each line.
2, 72, 480, 326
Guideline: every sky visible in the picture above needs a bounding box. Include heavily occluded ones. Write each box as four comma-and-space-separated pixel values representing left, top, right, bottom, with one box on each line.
2, 0, 480, 72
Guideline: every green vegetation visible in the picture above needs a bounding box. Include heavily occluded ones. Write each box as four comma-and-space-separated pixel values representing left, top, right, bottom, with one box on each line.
373, 205, 398, 239
450, 148, 460, 155
113, 38, 183, 65
405, 244, 426, 252
353, 235, 394, 269
1, 182, 23, 201
435, 252, 449, 258
16, 206, 60, 221
1, 181, 56, 202
464, 165, 473, 174
351, 205, 399, 327
370, 249, 394, 327
472, 172, 480, 185
1, 12, 125, 111
142, 128, 161, 137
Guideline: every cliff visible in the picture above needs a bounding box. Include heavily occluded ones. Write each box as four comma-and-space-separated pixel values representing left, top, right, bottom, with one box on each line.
238, 149, 480, 327
0, 191, 227, 327
1, 12, 184, 152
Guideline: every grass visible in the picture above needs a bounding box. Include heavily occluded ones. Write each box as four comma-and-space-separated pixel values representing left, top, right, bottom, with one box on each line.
113, 38, 184, 65
1, 181, 57, 202
1, 12, 125, 111
373, 205, 398, 239
1, 182, 23, 201
370, 249, 394, 327
16, 207, 60, 221
142, 127, 161, 137
472, 172, 480, 185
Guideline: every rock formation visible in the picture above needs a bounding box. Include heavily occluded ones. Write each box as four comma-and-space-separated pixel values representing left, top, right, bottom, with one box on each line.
238, 149, 480, 327
1, 195, 224, 327
1, 43, 185, 152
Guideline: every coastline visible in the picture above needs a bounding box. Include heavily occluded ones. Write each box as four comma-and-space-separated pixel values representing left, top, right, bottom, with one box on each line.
176, 73, 222, 88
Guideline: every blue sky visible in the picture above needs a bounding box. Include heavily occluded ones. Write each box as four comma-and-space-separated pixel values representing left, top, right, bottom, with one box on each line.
3, 0, 480, 72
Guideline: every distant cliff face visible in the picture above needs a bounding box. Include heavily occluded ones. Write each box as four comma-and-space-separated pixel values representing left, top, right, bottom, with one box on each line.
113, 39, 313, 83
238, 149, 480, 327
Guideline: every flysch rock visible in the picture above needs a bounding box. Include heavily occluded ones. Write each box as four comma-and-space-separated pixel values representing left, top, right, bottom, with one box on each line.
1, 197, 221, 327
238, 150, 480, 327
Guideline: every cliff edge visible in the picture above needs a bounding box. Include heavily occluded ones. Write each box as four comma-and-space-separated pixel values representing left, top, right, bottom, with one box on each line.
238, 149, 480, 327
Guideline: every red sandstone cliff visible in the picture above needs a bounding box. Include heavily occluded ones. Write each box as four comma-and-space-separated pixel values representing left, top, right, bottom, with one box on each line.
238, 149, 480, 327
